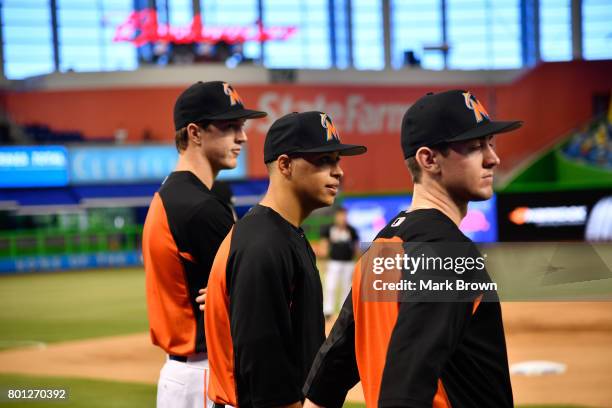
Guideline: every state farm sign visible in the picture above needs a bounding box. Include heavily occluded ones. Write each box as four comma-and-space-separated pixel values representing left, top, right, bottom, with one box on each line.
249, 91, 410, 136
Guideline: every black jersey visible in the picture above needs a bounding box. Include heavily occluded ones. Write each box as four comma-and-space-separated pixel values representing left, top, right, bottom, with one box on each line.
206, 204, 325, 408
321, 224, 359, 261
143, 171, 234, 355
304, 208, 513, 408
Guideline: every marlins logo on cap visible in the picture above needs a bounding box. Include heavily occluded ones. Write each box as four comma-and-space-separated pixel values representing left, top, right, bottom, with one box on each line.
173, 81, 266, 130
462, 91, 490, 123
320, 113, 340, 141
400, 89, 522, 158
223, 83, 243, 106
263, 111, 366, 163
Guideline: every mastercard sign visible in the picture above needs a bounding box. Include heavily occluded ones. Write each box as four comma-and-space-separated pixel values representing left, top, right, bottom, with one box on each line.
509, 206, 587, 227
498, 191, 612, 242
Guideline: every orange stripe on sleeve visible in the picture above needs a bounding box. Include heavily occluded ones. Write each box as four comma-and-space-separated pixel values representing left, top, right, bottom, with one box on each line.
205, 228, 237, 406
353, 237, 403, 408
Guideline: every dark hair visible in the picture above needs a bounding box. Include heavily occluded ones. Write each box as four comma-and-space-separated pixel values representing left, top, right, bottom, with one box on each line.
406, 142, 450, 183
175, 127, 188, 152
174, 121, 212, 152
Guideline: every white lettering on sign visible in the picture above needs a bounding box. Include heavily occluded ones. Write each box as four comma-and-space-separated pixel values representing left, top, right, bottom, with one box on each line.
510, 206, 588, 226
255, 92, 408, 136
31, 151, 66, 167
0, 150, 67, 168
0, 152, 29, 167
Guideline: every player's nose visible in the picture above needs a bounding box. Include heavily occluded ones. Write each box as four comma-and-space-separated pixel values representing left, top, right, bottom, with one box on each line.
484, 145, 500, 168
236, 128, 247, 144
331, 162, 344, 179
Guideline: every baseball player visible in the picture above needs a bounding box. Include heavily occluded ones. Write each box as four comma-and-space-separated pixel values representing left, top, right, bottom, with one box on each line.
303, 90, 522, 407
319, 207, 360, 320
142, 81, 266, 408
204, 112, 366, 408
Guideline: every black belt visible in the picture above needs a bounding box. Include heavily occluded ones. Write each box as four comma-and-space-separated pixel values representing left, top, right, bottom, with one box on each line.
213, 404, 225, 408
169, 355, 188, 362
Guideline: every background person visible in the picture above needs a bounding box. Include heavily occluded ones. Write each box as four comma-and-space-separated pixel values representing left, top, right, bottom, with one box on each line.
319, 207, 359, 320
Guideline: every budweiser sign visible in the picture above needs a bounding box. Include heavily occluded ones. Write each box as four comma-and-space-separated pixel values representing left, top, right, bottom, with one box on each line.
114, 9, 297, 46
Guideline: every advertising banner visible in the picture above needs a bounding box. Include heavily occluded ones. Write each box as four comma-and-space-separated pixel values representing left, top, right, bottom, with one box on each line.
497, 190, 612, 241
67, 145, 246, 184
0, 146, 69, 188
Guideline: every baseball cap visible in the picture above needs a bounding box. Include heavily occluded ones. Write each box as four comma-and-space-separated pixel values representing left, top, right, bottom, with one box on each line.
173, 81, 267, 130
401, 90, 523, 158
264, 111, 367, 163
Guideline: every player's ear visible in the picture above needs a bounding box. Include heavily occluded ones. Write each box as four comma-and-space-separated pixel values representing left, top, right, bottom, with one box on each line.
187, 123, 202, 146
276, 154, 293, 177
415, 147, 440, 176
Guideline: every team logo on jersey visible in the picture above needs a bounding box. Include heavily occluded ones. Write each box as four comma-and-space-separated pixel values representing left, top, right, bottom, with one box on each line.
391, 217, 405, 227
320, 113, 340, 141
462, 91, 490, 123
223, 83, 243, 106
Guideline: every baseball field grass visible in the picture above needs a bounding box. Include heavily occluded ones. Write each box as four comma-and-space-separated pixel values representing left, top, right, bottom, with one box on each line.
0, 268, 147, 350
0, 267, 604, 407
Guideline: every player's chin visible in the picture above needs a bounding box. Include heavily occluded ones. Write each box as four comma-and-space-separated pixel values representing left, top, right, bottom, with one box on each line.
471, 187, 494, 201
314, 191, 336, 208
219, 157, 238, 170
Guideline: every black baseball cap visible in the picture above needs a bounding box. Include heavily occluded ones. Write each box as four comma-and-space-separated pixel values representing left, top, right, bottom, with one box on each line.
401, 90, 523, 158
264, 111, 367, 163
173, 81, 267, 130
